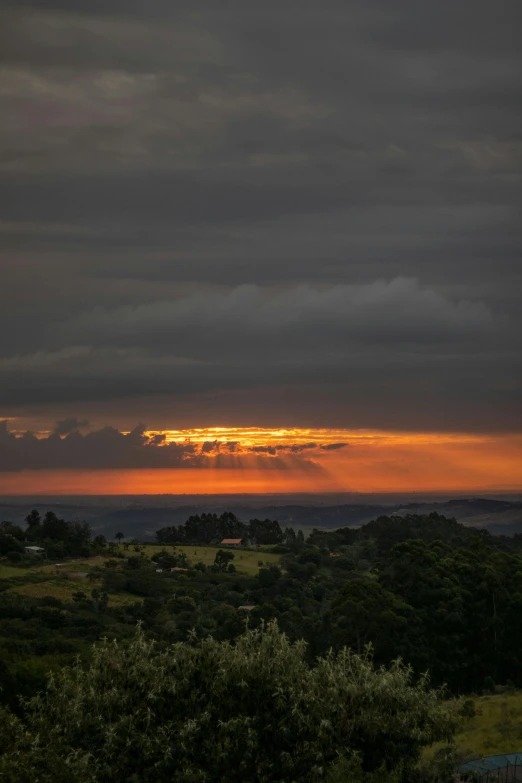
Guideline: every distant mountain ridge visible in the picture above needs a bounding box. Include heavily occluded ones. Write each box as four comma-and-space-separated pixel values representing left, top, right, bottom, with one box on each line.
1, 496, 521, 540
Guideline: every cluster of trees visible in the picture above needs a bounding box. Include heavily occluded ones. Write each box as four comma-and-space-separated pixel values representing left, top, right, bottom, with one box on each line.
321, 539, 522, 692
307, 511, 522, 556
0, 521, 26, 560
1, 511, 143, 563
1, 511, 92, 561
150, 515, 522, 693
2, 511, 522, 696
156, 511, 302, 547
0, 623, 459, 783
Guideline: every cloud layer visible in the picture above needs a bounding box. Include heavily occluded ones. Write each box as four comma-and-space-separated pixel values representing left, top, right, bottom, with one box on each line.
0, 420, 331, 472
0, 0, 520, 436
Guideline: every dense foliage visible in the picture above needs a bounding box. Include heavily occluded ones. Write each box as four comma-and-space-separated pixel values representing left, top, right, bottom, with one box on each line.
155, 511, 291, 546
0, 623, 458, 783
1, 507, 522, 779
1, 511, 92, 561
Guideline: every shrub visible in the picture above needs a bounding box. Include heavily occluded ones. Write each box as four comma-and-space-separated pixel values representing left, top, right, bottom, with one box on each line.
459, 699, 476, 719
0, 623, 458, 783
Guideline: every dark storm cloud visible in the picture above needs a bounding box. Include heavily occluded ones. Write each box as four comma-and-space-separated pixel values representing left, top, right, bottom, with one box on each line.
251, 443, 317, 455
54, 416, 89, 435
63, 279, 495, 352
0, 0, 520, 433
0, 420, 326, 471
0, 420, 195, 470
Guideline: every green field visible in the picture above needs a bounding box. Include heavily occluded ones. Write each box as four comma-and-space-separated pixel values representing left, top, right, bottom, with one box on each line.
4, 567, 141, 605
6, 580, 139, 606
139, 544, 281, 574
426, 691, 522, 762
7, 579, 92, 601
0, 564, 32, 578
1, 544, 281, 605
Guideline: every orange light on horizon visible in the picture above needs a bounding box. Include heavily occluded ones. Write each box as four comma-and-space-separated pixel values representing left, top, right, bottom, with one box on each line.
0, 427, 520, 495
150, 427, 494, 447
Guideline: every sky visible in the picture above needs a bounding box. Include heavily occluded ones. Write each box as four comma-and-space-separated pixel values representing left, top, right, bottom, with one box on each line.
0, 1, 521, 494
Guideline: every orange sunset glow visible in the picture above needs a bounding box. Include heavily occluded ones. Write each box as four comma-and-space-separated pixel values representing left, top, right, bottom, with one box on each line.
1, 426, 521, 495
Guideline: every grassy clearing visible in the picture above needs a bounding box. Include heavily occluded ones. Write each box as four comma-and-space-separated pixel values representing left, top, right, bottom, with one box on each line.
425, 691, 522, 762
1, 543, 280, 605
7, 579, 88, 601
7, 579, 141, 605
455, 692, 522, 757
140, 544, 282, 574
39, 556, 109, 573
0, 564, 32, 578
8, 546, 281, 577
108, 592, 143, 606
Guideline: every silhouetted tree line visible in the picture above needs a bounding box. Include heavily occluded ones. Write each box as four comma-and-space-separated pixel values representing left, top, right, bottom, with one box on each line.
155, 511, 301, 547
1, 510, 92, 560
307, 511, 522, 555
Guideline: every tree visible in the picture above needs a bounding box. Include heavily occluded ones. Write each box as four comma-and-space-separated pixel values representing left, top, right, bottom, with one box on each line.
115, 532, 124, 544
0, 534, 24, 557
25, 509, 41, 537
248, 518, 283, 545
283, 527, 297, 548
156, 512, 248, 546
0, 623, 458, 783
322, 580, 415, 663
214, 549, 235, 572
23, 509, 90, 556
0, 521, 25, 541
41, 512, 69, 542
259, 564, 282, 588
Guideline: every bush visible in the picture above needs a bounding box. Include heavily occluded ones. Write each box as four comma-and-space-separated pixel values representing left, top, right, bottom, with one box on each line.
298, 548, 322, 566
40, 596, 62, 608
0, 536, 24, 557
483, 675, 496, 694
102, 570, 127, 593
459, 699, 476, 719
125, 572, 169, 598
0, 623, 459, 783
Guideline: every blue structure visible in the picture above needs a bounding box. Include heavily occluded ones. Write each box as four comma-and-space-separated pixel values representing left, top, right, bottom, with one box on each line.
458, 753, 522, 781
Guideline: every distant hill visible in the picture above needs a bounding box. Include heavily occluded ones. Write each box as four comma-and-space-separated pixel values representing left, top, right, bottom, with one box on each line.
1, 495, 521, 540
394, 498, 522, 536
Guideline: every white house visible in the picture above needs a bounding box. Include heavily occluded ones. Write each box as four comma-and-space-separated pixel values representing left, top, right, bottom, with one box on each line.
24, 545, 45, 556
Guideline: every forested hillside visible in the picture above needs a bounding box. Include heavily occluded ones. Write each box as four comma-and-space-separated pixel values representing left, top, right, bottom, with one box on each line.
1, 508, 522, 780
